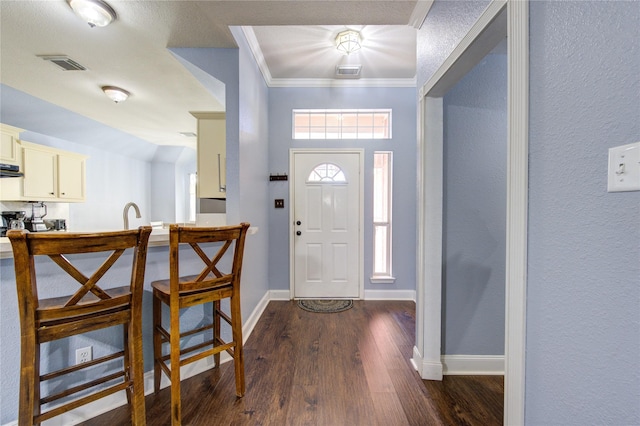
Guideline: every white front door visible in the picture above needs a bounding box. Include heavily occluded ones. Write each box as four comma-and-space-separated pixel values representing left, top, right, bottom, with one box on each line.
291, 150, 362, 299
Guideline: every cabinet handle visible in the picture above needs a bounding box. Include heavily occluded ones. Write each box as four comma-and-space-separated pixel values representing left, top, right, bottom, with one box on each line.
61, 192, 66, 195
50, 192, 54, 195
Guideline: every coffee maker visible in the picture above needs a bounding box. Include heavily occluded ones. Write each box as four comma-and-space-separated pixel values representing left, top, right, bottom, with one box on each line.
24, 202, 48, 232
1, 211, 26, 236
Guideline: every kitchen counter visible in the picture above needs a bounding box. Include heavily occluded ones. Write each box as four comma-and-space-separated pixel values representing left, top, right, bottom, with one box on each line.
0, 226, 257, 259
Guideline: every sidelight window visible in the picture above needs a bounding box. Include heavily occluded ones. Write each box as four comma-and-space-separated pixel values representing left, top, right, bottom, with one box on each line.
372, 151, 394, 282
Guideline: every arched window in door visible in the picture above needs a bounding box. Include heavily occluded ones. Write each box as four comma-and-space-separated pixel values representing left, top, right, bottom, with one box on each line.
307, 163, 346, 183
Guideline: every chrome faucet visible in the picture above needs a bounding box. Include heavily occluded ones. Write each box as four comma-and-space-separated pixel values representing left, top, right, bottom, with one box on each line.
123, 202, 141, 230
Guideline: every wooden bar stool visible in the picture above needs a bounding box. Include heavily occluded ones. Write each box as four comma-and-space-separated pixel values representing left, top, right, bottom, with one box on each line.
152, 223, 250, 426
8, 226, 152, 426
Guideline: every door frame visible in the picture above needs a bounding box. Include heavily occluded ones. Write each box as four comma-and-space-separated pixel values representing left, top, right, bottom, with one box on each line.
289, 148, 365, 300
414, 1, 528, 425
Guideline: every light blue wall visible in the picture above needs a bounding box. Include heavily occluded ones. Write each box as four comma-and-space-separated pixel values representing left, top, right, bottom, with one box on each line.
0, 85, 196, 230
0, 242, 235, 423
169, 48, 241, 222
527, 2, 639, 424
232, 25, 271, 313
442, 52, 506, 355
417, 1, 489, 86
12, 128, 153, 231
0, 36, 270, 422
267, 86, 417, 293
170, 39, 271, 324
417, 0, 639, 423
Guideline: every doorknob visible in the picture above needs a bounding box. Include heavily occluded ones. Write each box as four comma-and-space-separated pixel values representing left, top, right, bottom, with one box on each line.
296, 231, 302, 236
296, 221, 301, 226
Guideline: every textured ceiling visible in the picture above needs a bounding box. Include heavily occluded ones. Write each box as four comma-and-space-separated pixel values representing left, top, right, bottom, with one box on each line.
252, 25, 416, 80
0, 1, 420, 148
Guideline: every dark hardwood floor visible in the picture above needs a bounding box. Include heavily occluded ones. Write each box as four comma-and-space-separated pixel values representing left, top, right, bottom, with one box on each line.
83, 300, 503, 425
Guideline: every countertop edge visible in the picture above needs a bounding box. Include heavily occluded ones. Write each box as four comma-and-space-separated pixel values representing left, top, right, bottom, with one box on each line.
0, 226, 258, 260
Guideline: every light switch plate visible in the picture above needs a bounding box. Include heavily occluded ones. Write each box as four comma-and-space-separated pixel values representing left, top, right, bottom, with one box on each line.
608, 142, 640, 192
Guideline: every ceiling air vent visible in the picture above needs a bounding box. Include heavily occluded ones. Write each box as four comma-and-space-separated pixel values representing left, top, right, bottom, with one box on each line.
38, 55, 87, 71
335, 65, 362, 78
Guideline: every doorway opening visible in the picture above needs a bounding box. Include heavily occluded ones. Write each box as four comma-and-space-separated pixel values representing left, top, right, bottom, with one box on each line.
414, 1, 529, 424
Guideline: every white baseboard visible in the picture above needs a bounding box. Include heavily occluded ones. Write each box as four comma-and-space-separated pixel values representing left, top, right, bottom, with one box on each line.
411, 346, 423, 375
364, 289, 416, 301
441, 354, 504, 375
269, 289, 292, 300
421, 359, 444, 380
267, 289, 416, 301
3, 291, 275, 426
3, 290, 420, 425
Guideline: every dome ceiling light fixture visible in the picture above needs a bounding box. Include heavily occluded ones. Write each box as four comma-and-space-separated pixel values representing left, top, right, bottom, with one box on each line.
335, 30, 362, 55
67, 0, 117, 28
102, 86, 130, 103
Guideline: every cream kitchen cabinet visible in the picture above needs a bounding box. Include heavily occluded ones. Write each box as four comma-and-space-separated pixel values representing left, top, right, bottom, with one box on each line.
57, 152, 85, 200
0, 123, 23, 166
14, 141, 87, 202
192, 112, 226, 199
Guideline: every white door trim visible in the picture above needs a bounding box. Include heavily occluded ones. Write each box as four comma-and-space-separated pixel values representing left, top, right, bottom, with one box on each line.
289, 148, 365, 300
414, 1, 528, 425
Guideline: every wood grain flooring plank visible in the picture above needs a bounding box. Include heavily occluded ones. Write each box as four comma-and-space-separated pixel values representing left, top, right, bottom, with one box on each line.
80, 300, 503, 426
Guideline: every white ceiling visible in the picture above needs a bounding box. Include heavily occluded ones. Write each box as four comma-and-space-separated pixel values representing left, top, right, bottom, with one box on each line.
0, 1, 422, 149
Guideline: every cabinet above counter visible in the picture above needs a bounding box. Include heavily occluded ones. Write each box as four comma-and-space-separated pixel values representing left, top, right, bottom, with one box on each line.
191, 112, 226, 200
0, 138, 87, 203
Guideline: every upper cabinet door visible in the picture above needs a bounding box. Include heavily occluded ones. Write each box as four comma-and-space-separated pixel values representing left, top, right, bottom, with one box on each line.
0, 124, 23, 166
23, 146, 57, 200
58, 153, 85, 201
192, 112, 226, 199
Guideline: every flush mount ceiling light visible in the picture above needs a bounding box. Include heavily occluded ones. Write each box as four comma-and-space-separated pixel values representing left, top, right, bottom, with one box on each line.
335, 30, 362, 55
102, 86, 130, 103
67, 0, 117, 28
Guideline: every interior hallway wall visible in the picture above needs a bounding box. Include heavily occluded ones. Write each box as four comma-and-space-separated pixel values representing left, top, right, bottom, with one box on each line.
442, 51, 507, 356
527, 2, 640, 424
267, 86, 417, 295
231, 26, 271, 313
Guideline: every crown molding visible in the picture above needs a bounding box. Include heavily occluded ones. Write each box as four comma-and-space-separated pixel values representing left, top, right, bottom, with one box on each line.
409, 0, 435, 29
241, 26, 273, 84
268, 77, 417, 88
240, 26, 416, 89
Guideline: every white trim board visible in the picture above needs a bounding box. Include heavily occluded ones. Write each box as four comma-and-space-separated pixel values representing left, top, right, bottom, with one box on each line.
2, 290, 450, 426
2, 291, 274, 426
409, 0, 435, 29
414, 0, 528, 425
364, 289, 416, 301
442, 355, 505, 375
267, 289, 416, 302
240, 26, 416, 88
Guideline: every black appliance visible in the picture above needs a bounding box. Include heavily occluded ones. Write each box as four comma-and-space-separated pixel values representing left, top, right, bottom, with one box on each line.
0, 163, 24, 178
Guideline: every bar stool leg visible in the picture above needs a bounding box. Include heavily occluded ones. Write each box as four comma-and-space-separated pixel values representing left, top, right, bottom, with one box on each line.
153, 293, 162, 393
170, 304, 182, 425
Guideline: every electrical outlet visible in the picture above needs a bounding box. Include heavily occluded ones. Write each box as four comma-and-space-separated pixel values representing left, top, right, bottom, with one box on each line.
76, 346, 92, 364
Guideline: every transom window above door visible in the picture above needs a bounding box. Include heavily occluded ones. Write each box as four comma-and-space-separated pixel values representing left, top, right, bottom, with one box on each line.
293, 109, 392, 140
